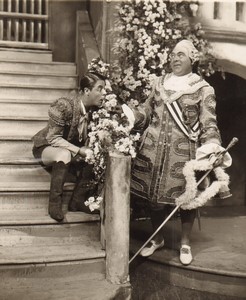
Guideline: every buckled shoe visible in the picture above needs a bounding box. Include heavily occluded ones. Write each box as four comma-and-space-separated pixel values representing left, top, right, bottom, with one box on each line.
180, 245, 193, 265
140, 239, 164, 257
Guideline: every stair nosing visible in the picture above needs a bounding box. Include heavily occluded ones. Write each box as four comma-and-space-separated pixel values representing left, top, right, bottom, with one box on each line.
0, 71, 78, 78
0, 181, 75, 192
0, 48, 52, 53
0, 99, 54, 104
0, 116, 48, 121
0, 84, 76, 89
0, 59, 76, 66
0, 136, 32, 141
0, 157, 41, 165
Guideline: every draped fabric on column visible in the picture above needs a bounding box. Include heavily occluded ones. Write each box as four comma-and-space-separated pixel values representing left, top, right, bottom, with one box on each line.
0, 0, 49, 49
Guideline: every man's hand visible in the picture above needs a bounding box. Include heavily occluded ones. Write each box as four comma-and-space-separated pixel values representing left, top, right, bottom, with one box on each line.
78, 146, 90, 158
209, 153, 223, 167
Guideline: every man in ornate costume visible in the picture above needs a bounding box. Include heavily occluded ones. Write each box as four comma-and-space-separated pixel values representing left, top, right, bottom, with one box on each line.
32, 73, 106, 222
131, 40, 231, 265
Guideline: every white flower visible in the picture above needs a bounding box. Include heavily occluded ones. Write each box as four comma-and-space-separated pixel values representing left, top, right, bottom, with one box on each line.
85, 196, 103, 211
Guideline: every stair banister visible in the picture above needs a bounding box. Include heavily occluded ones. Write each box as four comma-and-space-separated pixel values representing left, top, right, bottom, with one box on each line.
76, 10, 100, 78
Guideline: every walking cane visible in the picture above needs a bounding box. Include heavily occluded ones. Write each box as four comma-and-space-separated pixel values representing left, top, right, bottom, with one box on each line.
129, 137, 238, 264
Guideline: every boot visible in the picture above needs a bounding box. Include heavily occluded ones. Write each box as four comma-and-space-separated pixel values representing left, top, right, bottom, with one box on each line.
68, 165, 97, 214
48, 161, 69, 222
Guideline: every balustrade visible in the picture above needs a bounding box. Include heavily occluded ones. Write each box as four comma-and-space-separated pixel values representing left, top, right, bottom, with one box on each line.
0, 0, 49, 49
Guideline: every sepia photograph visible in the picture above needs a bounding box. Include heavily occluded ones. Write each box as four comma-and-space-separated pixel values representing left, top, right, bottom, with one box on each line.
0, 0, 245, 299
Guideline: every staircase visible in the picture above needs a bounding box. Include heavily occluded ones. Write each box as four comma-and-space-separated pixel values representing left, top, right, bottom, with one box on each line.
0, 48, 126, 300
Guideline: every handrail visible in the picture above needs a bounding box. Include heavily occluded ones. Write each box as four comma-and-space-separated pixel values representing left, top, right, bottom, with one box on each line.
0, 40, 49, 49
76, 10, 100, 78
0, 12, 48, 21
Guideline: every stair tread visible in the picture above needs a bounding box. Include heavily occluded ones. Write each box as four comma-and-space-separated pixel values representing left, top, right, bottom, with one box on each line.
0, 136, 33, 141
0, 181, 75, 192
0, 71, 77, 77
0, 261, 128, 300
130, 210, 246, 278
0, 98, 55, 104
0, 59, 76, 66
0, 116, 48, 121
0, 48, 52, 53
0, 211, 100, 225
0, 83, 75, 89
0, 223, 104, 264
0, 157, 41, 164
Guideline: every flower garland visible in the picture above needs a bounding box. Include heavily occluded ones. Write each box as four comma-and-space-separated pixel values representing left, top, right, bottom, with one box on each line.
110, 0, 221, 106
175, 159, 230, 210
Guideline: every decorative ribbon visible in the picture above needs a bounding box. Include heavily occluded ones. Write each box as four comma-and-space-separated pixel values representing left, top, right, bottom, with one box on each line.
166, 100, 200, 141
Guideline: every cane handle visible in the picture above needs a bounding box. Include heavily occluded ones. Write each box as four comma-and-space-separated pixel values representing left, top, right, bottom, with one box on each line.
224, 137, 238, 153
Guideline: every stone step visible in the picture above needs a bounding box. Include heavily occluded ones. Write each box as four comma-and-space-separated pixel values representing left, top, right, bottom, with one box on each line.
0, 205, 100, 226
0, 87, 73, 101
0, 61, 76, 76
0, 210, 100, 226
0, 119, 46, 138
0, 260, 128, 300
0, 181, 75, 193
0, 73, 77, 89
0, 102, 49, 119
0, 140, 33, 158
0, 164, 51, 182
0, 48, 53, 62
0, 223, 104, 264
0, 181, 100, 225
130, 210, 246, 299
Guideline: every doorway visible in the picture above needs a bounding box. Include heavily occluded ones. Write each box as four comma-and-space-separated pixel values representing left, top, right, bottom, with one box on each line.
207, 72, 246, 206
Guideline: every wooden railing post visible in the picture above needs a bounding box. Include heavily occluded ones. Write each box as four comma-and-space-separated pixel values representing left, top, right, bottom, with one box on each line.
104, 151, 131, 284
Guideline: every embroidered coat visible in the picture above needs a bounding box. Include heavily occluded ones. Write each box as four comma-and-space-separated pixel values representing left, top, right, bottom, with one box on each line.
32, 92, 86, 155
131, 74, 221, 205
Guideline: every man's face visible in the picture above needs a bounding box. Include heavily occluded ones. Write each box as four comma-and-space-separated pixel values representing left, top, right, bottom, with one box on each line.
170, 45, 192, 76
87, 80, 106, 107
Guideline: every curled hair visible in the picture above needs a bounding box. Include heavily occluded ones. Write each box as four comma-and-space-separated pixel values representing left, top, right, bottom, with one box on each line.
79, 72, 106, 92
192, 61, 199, 74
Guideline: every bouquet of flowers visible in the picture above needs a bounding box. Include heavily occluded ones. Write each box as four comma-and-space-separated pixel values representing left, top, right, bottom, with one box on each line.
84, 58, 140, 211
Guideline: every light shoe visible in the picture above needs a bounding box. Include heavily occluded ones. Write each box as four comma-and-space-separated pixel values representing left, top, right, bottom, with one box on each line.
180, 245, 193, 265
140, 239, 164, 257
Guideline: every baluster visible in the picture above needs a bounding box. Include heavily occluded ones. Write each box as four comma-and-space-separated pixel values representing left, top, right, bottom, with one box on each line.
30, 0, 34, 42
0, 0, 3, 40
14, 0, 19, 41
37, 0, 42, 42
45, 0, 48, 44
22, 0, 27, 42
7, 0, 12, 41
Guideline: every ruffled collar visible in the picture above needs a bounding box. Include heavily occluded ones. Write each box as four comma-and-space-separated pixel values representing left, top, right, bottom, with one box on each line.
163, 72, 196, 91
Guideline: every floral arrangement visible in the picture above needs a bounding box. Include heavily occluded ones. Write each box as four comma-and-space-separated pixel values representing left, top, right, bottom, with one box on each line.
84, 58, 140, 211
110, 0, 221, 105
